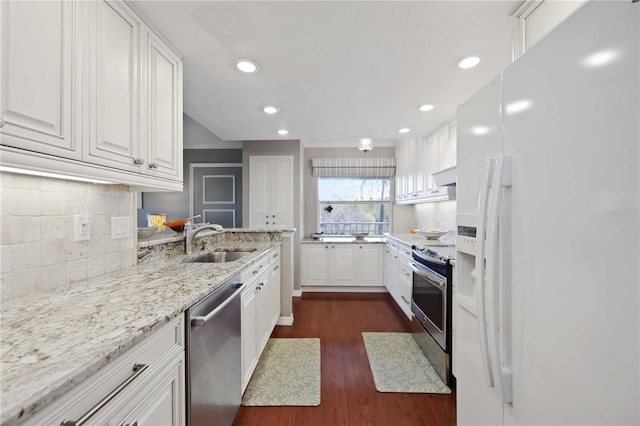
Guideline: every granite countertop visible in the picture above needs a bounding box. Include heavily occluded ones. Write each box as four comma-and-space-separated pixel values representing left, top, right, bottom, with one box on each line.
302, 236, 387, 244
0, 241, 279, 425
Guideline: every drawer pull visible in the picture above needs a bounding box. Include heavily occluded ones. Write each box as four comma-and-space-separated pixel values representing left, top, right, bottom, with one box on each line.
253, 265, 265, 274
401, 295, 410, 304
61, 364, 149, 426
273, 253, 279, 258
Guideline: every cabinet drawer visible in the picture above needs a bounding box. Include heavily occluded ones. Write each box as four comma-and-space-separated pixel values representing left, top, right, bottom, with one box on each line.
397, 278, 412, 319
29, 316, 184, 425
241, 252, 271, 284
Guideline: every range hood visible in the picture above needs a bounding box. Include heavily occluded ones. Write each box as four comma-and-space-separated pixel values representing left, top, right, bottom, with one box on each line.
432, 166, 456, 187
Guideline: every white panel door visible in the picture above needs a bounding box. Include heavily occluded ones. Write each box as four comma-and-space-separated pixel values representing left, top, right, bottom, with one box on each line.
0, 0, 79, 159
144, 31, 182, 180
269, 156, 293, 229
302, 245, 329, 285
87, 0, 141, 171
425, 137, 439, 190
249, 156, 270, 226
331, 245, 356, 285
357, 245, 383, 286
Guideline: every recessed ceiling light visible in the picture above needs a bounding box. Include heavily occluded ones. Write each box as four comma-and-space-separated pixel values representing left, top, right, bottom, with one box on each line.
277, 129, 289, 136
398, 128, 411, 134
236, 59, 259, 73
263, 106, 279, 114
458, 56, 480, 69
418, 104, 434, 112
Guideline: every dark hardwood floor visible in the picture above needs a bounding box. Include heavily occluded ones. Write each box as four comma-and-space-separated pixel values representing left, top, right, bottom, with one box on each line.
233, 292, 457, 426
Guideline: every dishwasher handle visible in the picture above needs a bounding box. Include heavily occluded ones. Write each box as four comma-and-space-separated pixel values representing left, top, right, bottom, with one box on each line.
191, 283, 245, 327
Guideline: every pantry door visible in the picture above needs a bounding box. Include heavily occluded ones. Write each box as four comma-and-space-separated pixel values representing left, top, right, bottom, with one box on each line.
190, 163, 242, 228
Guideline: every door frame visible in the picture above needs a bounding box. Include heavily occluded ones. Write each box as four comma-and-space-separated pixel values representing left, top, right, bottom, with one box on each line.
189, 163, 243, 220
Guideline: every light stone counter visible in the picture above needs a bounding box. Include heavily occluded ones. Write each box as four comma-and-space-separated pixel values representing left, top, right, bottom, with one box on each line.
0, 239, 279, 425
301, 237, 387, 244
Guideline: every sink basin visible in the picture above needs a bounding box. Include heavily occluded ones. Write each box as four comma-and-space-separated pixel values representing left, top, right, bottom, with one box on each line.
186, 250, 255, 263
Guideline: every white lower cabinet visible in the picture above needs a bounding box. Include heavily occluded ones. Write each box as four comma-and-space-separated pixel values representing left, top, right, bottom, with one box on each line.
28, 316, 185, 426
241, 247, 281, 391
384, 238, 413, 320
301, 244, 384, 288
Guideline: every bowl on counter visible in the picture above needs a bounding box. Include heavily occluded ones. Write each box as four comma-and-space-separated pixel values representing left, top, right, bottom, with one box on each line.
415, 229, 448, 239
309, 232, 324, 240
165, 220, 186, 233
352, 232, 369, 240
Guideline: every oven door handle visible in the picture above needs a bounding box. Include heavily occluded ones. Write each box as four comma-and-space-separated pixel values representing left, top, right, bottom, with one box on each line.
410, 262, 446, 287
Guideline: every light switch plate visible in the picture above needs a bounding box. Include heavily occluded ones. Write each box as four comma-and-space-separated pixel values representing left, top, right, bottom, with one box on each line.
111, 216, 131, 240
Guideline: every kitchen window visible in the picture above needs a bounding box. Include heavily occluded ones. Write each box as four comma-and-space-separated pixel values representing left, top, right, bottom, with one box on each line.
318, 177, 391, 235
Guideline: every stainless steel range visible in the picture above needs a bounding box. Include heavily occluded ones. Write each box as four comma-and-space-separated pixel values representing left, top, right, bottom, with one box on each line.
410, 244, 454, 386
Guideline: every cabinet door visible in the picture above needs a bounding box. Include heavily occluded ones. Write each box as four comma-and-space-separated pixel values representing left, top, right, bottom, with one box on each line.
270, 262, 281, 327
241, 286, 257, 390
415, 138, 428, 196
119, 354, 185, 426
395, 141, 407, 200
255, 271, 270, 353
144, 30, 182, 180
331, 245, 356, 285
404, 139, 417, 196
426, 137, 439, 190
86, 0, 142, 171
249, 156, 270, 225
269, 156, 293, 229
0, 0, 80, 159
357, 245, 383, 286
384, 245, 398, 297
302, 245, 330, 285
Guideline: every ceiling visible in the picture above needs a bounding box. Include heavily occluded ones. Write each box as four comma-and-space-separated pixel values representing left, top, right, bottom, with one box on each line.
131, 1, 518, 145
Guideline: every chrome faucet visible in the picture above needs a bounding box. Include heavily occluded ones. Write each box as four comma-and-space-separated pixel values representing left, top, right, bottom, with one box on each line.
185, 224, 224, 254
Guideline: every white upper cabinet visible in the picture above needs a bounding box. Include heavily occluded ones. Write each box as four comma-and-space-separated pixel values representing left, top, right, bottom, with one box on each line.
395, 121, 456, 203
0, 0, 183, 191
512, 0, 587, 59
142, 29, 183, 180
86, 0, 142, 171
249, 156, 293, 229
0, 0, 80, 159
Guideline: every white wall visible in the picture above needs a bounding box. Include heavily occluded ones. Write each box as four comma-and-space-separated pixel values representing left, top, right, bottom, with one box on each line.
0, 172, 135, 306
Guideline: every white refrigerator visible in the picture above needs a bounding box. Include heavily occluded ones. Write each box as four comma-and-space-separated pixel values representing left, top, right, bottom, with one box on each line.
455, 1, 639, 425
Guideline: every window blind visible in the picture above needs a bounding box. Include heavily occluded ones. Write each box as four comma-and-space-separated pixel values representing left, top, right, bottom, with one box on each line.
311, 157, 396, 177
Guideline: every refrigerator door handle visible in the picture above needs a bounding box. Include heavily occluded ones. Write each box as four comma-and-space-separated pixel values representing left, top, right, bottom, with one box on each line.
473, 157, 495, 388
486, 155, 513, 403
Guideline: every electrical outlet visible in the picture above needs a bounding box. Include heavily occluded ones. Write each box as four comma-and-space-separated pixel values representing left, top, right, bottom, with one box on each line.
74, 215, 91, 241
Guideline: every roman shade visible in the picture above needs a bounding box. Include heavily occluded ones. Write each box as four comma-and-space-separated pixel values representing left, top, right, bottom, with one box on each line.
311, 158, 396, 178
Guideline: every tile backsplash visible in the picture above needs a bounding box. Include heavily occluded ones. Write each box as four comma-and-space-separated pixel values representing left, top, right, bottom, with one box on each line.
414, 200, 457, 239
0, 172, 135, 305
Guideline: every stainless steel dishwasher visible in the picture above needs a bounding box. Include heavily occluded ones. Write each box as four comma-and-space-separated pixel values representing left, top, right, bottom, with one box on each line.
186, 275, 245, 426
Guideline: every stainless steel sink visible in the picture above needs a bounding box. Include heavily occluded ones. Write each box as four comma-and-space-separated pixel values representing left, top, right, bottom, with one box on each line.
186, 250, 255, 263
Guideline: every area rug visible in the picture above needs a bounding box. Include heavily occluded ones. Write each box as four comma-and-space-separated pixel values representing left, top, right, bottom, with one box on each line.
362, 332, 451, 394
242, 338, 321, 406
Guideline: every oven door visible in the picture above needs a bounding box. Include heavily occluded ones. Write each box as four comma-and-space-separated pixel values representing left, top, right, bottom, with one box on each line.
410, 262, 447, 350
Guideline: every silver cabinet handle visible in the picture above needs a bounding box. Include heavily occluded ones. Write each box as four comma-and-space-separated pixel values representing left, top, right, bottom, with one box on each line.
148, 162, 158, 169
191, 283, 246, 327
61, 364, 149, 426
253, 265, 265, 274
273, 253, 279, 258
274, 265, 279, 271
133, 158, 144, 165
401, 295, 410, 304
